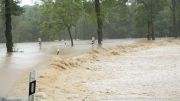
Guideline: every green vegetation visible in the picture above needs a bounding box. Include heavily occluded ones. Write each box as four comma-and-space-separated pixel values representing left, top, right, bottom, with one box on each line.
0, 0, 23, 52
0, 0, 180, 51
40, 0, 83, 47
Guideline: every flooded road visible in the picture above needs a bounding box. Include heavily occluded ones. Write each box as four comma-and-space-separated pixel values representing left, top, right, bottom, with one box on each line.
6, 39, 180, 101
0, 39, 140, 97
0, 42, 52, 97
8, 39, 178, 101
86, 45, 180, 101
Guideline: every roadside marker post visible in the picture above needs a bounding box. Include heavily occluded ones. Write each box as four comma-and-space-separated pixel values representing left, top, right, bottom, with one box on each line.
28, 70, 36, 101
92, 37, 95, 48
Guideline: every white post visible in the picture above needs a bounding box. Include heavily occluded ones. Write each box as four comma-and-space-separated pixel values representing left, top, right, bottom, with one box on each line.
38, 38, 42, 49
28, 70, 36, 101
92, 37, 95, 48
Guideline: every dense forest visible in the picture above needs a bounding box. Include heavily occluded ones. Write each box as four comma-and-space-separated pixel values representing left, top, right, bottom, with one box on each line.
0, 0, 180, 44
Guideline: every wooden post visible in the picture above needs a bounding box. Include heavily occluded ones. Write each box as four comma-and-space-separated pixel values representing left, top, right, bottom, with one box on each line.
28, 70, 36, 101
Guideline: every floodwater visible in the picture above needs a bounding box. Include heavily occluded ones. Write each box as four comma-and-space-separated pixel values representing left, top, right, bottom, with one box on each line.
87, 45, 180, 101
30, 40, 180, 101
13, 39, 179, 101
0, 39, 140, 97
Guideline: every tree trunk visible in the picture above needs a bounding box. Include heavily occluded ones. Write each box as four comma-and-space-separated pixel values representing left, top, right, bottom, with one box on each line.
150, 2, 155, 40
5, 0, 13, 52
95, 0, 103, 46
151, 21, 155, 40
172, 0, 178, 38
147, 21, 151, 40
67, 26, 74, 47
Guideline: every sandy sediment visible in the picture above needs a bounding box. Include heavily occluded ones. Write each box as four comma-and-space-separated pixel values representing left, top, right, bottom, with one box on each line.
7, 39, 180, 101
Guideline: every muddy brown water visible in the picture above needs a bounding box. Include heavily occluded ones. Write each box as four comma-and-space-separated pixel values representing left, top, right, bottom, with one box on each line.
86, 45, 180, 101
0, 39, 140, 97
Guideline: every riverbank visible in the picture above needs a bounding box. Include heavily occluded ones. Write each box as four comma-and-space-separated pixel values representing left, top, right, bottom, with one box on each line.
7, 39, 180, 101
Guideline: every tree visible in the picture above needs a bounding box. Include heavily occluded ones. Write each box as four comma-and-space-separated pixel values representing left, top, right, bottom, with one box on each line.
136, 0, 167, 40
170, 0, 178, 37
95, 0, 103, 46
1, 0, 177, 44
1, 0, 24, 52
103, 0, 133, 38
4, 0, 13, 52
155, 6, 171, 37
12, 5, 43, 42
40, 0, 83, 47
94, 0, 124, 45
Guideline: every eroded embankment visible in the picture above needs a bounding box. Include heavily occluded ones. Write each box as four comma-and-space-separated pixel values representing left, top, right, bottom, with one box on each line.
7, 39, 180, 101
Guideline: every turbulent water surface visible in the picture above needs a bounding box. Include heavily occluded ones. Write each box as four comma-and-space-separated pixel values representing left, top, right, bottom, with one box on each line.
0, 39, 138, 97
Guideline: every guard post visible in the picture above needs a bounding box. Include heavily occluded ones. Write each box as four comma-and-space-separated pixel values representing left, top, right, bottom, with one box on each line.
28, 70, 36, 101
91, 36, 95, 48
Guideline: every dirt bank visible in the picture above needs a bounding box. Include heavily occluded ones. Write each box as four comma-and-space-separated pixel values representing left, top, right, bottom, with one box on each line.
7, 39, 180, 101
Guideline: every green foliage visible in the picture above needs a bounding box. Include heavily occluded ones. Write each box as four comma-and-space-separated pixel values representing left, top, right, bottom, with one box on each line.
135, 0, 168, 38
1, 0, 180, 43
12, 5, 43, 42
0, 0, 24, 16
40, 0, 83, 37
104, 1, 130, 38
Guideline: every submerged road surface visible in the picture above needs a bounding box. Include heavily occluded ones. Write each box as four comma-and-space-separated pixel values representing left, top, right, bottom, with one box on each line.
30, 40, 180, 101
0, 39, 139, 97
86, 44, 180, 101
